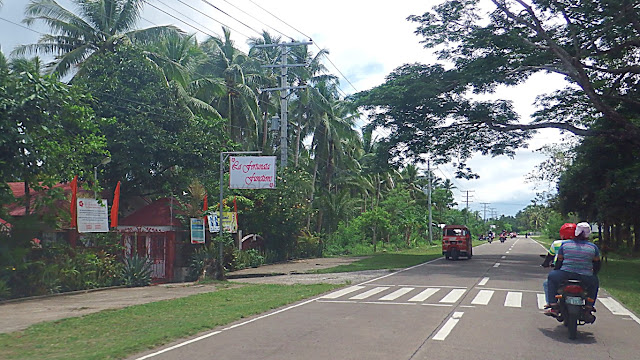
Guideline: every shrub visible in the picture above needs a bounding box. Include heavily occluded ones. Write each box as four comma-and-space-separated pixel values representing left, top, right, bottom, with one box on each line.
0, 278, 10, 301
121, 255, 153, 287
187, 243, 217, 281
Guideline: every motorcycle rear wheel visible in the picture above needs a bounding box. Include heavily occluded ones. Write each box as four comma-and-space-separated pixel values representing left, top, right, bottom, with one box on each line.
567, 312, 578, 339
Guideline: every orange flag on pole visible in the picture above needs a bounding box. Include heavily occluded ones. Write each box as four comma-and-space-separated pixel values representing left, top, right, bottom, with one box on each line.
111, 181, 121, 228
70, 175, 78, 228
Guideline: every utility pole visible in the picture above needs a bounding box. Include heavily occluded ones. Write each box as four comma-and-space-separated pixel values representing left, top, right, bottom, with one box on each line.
427, 160, 433, 245
256, 41, 312, 168
462, 190, 474, 225
480, 202, 490, 222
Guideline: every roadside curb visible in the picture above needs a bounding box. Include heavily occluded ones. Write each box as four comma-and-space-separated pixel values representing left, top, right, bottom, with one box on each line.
0, 285, 128, 305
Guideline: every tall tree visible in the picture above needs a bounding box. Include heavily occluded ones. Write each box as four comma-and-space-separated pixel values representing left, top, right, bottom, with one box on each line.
16, 0, 178, 77
356, 0, 640, 175
199, 27, 259, 148
0, 54, 107, 213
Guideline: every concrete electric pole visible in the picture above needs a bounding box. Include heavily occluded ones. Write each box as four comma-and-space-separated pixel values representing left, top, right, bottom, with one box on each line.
256, 41, 312, 168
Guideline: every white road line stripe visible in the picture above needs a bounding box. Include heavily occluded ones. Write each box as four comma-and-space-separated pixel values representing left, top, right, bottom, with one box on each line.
537, 294, 547, 309
349, 287, 389, 300
599, 297, 631, 315
409, 288, 440, 302
379, 287, 414, 301
506, 251, 510, 254
501, 255, 506, 259
433, 312, 464, 341
505, 292, 522, 307
320, 285, 365, 299
471, 290, 494, 305
440, 289, 466, 303
493, 263, 500, 268
478, 277, 489, 286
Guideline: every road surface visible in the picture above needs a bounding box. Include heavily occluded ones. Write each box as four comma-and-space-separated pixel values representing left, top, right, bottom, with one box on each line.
130, 237, 640, 360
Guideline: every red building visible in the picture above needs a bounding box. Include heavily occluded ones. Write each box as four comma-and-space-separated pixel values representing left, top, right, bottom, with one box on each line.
116, 197, 185, 282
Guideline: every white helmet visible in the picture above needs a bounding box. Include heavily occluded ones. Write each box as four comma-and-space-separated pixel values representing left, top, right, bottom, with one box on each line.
575, 222, 591, 237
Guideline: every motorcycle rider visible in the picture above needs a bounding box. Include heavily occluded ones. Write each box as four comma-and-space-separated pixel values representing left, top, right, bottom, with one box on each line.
544, 222, 601, 317
541, 223, 575, 304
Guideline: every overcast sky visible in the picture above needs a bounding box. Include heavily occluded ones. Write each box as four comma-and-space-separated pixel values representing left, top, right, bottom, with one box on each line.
0, 0, 573, 217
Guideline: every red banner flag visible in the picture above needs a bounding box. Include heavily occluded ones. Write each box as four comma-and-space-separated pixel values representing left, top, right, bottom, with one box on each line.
111, 181, 121, 228
70, 175, 78, 228
203, 193, 208, 228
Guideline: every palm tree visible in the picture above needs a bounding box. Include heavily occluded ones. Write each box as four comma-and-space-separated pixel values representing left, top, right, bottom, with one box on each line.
16, 0, 179, 77
248, 32, 282, 152
145, 32, 222, 118
199, 27, 259, 148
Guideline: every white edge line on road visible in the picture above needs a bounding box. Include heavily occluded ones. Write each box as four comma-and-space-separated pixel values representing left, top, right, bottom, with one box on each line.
136, 256, 446, 359
432, 312, 464, 341
134, 297, 318, 359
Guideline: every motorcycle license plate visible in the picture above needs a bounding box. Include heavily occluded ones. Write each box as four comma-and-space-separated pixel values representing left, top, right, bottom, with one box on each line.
565, 296, 585, 306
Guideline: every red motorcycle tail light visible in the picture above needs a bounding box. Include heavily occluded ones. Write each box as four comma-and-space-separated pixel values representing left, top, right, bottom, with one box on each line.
563, 285, 584, 294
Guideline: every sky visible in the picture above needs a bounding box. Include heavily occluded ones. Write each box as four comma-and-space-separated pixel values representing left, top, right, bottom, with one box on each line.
0, 0, 572, 217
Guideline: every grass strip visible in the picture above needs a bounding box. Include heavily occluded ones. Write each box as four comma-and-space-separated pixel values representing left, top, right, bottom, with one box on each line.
0, 283, 340, 360
598, 258, 640, 316
315, 244, 446, 273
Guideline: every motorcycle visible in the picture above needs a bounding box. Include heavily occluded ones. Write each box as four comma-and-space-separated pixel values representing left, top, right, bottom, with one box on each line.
549, 279, 596, 340
499, 235, 506, 243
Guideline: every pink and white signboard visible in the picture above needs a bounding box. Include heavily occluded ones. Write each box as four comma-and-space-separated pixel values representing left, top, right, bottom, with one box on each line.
229, 156, 276, 189
77, 198, 109, 233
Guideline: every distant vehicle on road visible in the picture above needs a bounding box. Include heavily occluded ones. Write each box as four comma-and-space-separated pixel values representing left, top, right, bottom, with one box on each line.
442, 225, 472, 260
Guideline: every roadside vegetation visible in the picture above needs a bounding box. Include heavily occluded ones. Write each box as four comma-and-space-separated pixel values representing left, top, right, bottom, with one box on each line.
1, 0, 639, 306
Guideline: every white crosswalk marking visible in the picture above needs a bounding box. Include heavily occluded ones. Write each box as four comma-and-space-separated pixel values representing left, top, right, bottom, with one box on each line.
537, 294, 547, 309
321, 286, 364, 299
440, 289, 466, 303
599, 297, 631, 315
471, 290, 494, 305
504, 292, 522, 307
409, 288, 440, 302
349, 287, 389, 300
379, 287, 414, 301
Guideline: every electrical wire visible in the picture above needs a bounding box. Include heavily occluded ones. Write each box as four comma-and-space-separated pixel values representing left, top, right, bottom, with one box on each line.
219, 0, 293, 40
197, 0, 263, 37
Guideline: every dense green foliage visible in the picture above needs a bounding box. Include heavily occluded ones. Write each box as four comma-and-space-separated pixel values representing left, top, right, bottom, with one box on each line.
3, 0, 640, 299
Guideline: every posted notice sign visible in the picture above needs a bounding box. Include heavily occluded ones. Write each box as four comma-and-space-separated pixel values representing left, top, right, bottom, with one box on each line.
229, 156, 276, 189
207, 213, 238, 233
77, 198, 109, 233
190, 218, 206, 244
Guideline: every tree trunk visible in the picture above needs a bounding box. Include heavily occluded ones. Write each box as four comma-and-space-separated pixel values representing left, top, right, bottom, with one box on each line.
372, 227, 377, 253
24, 179, 31, 215
306, 160, 319, 230
633, 222, 640, 253
625, 224, 633, 249
614, 223, 623, 249
603, 221, 611, 246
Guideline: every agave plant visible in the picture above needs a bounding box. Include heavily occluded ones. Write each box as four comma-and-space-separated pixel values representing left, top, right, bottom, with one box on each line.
121, 255, 153, 287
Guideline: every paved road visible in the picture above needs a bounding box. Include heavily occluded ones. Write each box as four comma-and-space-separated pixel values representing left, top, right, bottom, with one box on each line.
130, 237, 640, 360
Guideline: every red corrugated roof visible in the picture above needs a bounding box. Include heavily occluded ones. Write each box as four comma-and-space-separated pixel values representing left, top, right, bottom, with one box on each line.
6, 182, 91, 217
119, 198, 183, 227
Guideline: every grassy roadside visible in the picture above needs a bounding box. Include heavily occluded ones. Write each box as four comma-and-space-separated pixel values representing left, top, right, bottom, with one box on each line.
314, 243, 446, 273
0, 283, 340, 360
531, 236, 640, 316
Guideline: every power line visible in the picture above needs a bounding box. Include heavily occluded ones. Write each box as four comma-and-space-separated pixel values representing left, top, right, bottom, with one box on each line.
220, 0, 293, 40
196, 0, 262, 37
247, 0, 311, 40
